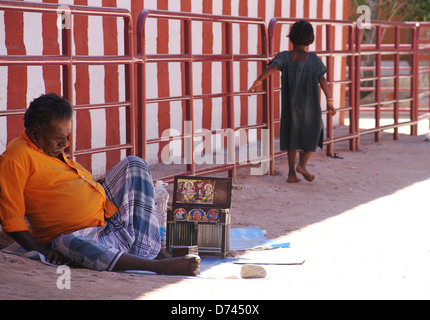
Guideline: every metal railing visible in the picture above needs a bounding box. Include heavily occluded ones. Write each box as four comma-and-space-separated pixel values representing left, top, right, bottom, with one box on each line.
0, 1, 136, 161
356, 21, 419, 144
136, 9, 269, 180
267, 18, 430, 161
1, 2, 430, 181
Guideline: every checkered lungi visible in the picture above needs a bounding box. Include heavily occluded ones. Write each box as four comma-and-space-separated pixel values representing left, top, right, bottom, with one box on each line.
50, 156, 161, 271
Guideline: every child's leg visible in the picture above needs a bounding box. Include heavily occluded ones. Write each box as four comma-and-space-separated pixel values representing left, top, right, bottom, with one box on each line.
296, 151, 315, 182
287, 150, 300, 183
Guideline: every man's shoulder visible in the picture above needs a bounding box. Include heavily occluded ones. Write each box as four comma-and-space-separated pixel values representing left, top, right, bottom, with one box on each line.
0, 133, 33, 166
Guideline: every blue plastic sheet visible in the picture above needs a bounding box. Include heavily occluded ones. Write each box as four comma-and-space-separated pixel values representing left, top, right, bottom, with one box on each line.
230, 226, 290, 251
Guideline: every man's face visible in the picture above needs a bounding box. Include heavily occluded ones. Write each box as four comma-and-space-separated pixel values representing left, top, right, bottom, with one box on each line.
30, 119, 72, 158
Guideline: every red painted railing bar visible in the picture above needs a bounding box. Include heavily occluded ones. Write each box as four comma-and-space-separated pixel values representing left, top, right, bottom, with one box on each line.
0, 1, 136, 161
137, 9, 268, 179
2, 2, 430, 181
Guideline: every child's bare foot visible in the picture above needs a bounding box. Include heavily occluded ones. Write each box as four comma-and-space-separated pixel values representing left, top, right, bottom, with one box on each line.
296, 165, 315, 182
287, 174, 300, 183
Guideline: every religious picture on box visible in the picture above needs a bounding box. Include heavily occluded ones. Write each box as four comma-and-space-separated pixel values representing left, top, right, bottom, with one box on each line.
173, 208, 188, 220
176, 179, 215, 204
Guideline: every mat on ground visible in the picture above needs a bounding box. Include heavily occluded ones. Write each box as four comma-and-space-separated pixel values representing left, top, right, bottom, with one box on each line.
1, 226, 304, 278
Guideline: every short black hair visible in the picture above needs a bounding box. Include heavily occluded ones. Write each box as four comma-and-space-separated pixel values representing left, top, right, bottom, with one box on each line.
24, 93, 73, 130
287, 20, 315, 46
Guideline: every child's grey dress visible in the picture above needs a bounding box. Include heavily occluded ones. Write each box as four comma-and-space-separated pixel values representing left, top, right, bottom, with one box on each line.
269, 51, 327, 152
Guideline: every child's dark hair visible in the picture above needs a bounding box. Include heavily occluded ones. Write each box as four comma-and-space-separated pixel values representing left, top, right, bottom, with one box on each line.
287, 20, 315, 46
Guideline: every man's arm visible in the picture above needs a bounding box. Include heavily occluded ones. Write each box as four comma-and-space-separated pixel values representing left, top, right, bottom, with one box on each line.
8, 231, 66, 265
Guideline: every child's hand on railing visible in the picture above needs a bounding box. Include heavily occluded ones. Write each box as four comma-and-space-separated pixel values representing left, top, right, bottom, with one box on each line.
327, 98, 336, 116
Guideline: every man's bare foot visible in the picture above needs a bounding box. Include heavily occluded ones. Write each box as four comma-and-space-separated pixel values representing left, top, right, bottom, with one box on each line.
154, 254, 200, 276
287, 174, 300, 183
112, 252, 200, 276
156, 248, 172, 259
296, 165, 315, 182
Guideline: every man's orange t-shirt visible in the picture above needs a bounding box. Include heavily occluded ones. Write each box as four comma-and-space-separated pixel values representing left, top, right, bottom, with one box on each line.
0, 131, 118, 246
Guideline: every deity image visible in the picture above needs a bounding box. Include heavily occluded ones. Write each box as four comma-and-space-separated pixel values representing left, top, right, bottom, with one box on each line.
181, 181, 196, 203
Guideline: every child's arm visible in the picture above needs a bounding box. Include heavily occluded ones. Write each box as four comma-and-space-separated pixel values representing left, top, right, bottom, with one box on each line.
318, 75, 336, 116
249, 64, 278, 93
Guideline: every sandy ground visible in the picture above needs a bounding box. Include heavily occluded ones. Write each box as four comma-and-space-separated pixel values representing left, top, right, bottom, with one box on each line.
1, 121, 430, 301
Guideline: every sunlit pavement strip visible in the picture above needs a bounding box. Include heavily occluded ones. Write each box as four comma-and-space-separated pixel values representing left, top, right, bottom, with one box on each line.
142, 176, 430, 300
278, 177, 430, 299
141, 121, 430, 299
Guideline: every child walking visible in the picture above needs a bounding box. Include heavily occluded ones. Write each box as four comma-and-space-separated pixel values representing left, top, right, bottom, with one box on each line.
249, 20, 336, 183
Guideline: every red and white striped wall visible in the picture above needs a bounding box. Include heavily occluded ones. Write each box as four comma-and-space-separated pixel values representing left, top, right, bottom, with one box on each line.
0, 0, 350, 177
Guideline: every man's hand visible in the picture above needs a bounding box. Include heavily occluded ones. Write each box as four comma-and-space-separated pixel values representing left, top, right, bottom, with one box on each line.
43, 249, 68, 265
9, 231, 68, 265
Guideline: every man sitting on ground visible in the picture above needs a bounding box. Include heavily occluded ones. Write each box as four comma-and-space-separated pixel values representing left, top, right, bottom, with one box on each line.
0, 93, 200, 276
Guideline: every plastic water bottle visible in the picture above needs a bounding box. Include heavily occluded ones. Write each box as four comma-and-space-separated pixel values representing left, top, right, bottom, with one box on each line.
154, 180, 169, 248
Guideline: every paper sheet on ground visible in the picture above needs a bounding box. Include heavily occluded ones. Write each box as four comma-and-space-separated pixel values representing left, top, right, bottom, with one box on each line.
234, 249, 305, 265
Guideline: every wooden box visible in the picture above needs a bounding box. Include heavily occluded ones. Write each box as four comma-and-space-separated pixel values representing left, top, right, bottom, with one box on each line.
166, 175, 232, 258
